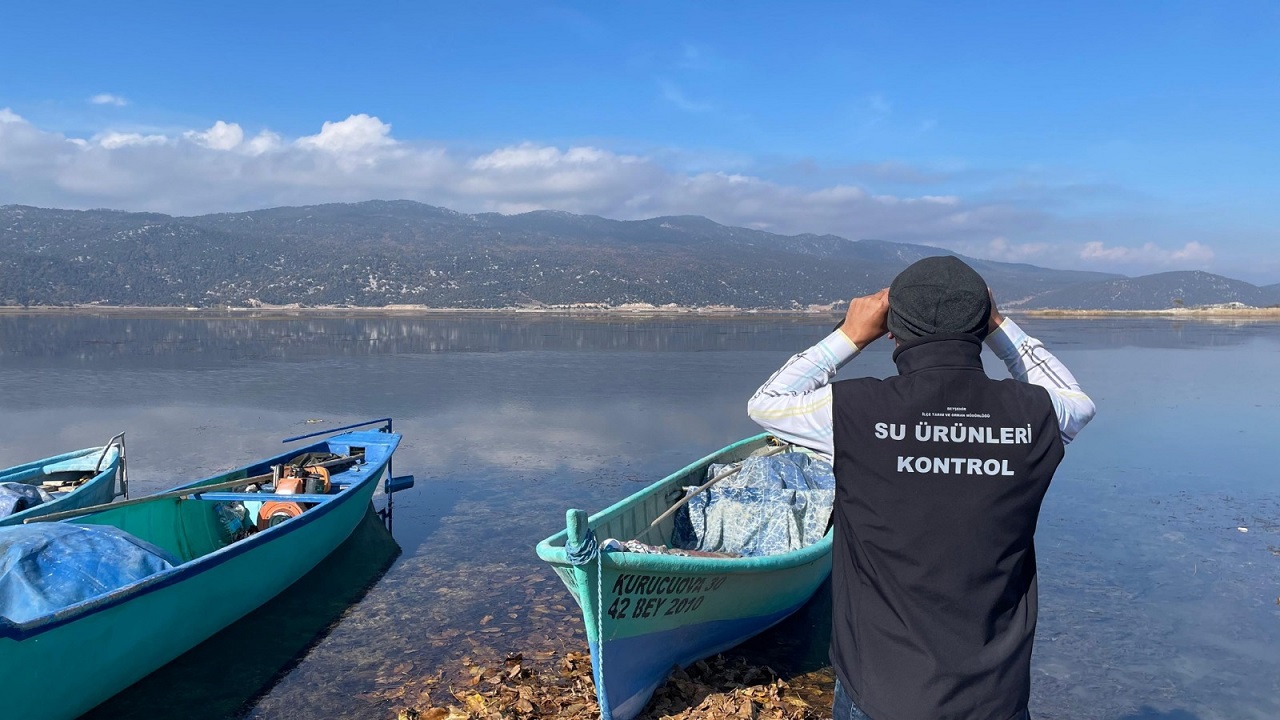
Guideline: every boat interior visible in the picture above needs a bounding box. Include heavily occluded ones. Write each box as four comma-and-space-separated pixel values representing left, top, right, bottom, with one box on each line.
0, 447, 119, 497
553, 435, 773, 549
72, 437, 390, 564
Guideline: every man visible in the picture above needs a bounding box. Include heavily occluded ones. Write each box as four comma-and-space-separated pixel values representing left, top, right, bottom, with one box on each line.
747, 256, 1095, 720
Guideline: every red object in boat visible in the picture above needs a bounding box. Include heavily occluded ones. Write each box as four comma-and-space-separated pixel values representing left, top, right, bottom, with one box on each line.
256, 466, 330, 530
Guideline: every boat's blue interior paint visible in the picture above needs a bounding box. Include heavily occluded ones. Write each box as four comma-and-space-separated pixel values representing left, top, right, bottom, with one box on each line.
41, 450, 117, 475
0, 447, 117, 485
0, 447, 105, 478
190, 493, 338, 504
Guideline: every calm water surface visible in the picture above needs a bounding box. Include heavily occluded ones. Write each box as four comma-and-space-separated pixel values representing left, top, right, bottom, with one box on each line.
0, 314, 1277, 720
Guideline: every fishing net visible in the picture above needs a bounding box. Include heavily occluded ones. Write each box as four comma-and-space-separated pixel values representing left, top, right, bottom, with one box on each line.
673, 452, 835, 557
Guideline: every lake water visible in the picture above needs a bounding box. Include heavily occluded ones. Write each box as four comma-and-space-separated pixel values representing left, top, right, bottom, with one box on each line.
0, 314, 1277, 720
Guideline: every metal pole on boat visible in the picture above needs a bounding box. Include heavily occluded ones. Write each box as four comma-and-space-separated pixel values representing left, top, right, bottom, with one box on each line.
96, 432, 128, 499
383, 452, 396, 532
119, 435, 129, 499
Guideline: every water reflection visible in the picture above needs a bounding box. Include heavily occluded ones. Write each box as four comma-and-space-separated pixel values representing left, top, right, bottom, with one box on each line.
84, 507, 402, 720
0, 314, 839, 367
0, 315, 1276, 719
2, 314, 1278, 368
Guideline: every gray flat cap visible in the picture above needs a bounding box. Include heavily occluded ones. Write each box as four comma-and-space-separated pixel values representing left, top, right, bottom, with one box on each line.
887, 256, 992, 341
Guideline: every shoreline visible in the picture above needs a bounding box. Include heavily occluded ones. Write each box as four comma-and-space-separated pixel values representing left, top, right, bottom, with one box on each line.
0, 304, 837, 319
1023, 307, 1280, 319
0, 304, 1278, 321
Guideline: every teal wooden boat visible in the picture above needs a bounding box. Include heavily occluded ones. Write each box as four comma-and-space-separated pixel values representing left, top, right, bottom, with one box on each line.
0, 420, 408, 720
535, 434, 833, 720
85, 506, 403, 719
0, 438, 127, 526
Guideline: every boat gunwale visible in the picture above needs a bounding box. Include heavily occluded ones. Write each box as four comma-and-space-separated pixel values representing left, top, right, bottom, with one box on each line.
0, 446, 122, 525
535, 433, 834, 574
0, 446, 112, 479
0, 430, 400, 641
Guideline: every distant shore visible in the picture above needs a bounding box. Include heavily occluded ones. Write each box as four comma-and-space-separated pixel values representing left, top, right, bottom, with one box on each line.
0, 303, 842, 320
1, 304, 1278, 320
1023, 307, 1280, 319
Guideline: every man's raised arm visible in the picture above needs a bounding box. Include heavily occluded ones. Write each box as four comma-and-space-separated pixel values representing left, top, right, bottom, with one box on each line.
747, 290, 889, 459
984, 299, 1096, 444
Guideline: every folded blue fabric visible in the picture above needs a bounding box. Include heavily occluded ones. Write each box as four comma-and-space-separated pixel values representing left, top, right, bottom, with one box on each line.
0, 482, 54, 519
674, 451, 834, 557
0, 523, 180, 624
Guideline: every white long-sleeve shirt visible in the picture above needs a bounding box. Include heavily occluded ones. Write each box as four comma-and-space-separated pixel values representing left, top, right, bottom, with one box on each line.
747, 317, 1096, 461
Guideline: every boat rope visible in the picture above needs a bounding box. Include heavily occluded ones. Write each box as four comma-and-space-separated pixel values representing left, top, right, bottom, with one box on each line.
564, 514, 608, 716
565, 526, 598, 566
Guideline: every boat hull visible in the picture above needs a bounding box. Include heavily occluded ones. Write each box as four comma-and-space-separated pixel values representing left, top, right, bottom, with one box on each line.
537, 434, 833, 720
0, 429, 395, 720
577, 550, 829, 720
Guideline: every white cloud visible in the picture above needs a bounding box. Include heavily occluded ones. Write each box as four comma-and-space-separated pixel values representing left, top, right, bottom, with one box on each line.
469, 144, 636, 174
0, 111, 1030, 242
294, 114, 394, 153
95, 131, 169, 149
472, 144, 577, 171
184, 120, 244, 151
1080, 241, 1214, 266
463, 143, 652, 199
89, 93, 129, 107
0, 110, 1237, 278
246, 130, 282, 155
984, 236, 1050, 262
1172, 241, 1214, 263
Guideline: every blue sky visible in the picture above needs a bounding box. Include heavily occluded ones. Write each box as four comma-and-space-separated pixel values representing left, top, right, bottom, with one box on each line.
1, 1, 1276, 281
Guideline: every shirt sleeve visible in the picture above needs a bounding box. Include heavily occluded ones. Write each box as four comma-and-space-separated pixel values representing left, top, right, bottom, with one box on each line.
984, 316, 1097, 444
746, 330, 860, 460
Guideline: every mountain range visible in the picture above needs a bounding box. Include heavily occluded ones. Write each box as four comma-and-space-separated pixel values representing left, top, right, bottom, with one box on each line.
1, 201, 1275, 311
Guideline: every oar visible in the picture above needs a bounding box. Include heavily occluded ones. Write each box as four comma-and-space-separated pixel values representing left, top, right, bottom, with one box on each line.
25, 455, 360, 524
25, 475, 273, 523
634, 444, 788, 541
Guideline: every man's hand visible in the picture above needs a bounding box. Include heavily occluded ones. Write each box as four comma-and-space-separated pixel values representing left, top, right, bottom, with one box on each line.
840, 289, 890, 348
988, 288, 1005, 335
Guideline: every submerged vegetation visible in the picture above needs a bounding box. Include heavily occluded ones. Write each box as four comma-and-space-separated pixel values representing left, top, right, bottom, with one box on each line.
352, 558, 833, 720
382, 650, 831, 720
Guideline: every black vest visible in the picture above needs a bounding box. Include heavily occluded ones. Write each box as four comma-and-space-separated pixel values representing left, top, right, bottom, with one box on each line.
830, 333, 1064, 720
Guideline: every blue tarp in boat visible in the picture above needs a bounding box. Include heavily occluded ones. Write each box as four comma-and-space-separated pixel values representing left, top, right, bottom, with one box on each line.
674, 451, 835, 557
0, 483, 55, 520
0, 523, 180, 624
